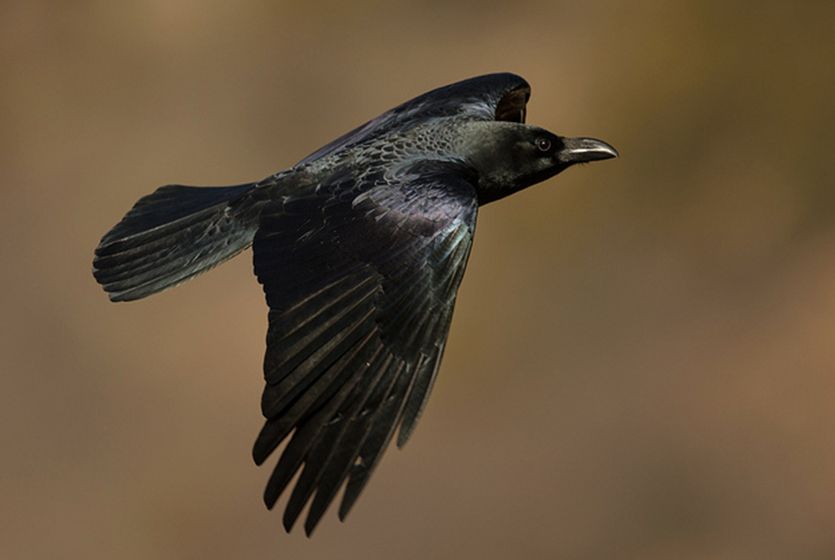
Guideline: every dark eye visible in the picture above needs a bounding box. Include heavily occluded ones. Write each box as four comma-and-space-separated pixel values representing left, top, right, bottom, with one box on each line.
535, 137, 552, 152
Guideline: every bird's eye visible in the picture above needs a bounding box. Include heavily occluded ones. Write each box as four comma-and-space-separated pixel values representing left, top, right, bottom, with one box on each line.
535, 137, 552, 152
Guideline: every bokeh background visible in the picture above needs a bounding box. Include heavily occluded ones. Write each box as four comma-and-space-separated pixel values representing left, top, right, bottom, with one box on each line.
3, 2, 834, 558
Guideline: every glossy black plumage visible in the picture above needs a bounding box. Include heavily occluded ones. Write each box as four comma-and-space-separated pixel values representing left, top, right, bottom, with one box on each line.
92, 73, 617, 535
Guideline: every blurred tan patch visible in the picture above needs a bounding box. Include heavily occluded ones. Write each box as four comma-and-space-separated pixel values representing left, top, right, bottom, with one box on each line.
1, 1, 834, 559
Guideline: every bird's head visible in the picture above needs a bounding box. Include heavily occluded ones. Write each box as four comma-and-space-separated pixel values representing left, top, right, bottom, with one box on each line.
464, 122, 618, 204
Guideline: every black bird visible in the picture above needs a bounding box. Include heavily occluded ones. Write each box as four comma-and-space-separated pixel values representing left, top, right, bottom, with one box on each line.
93, 73, 617, 535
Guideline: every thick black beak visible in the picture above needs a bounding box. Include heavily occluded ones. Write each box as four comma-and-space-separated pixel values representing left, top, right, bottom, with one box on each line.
558, 137, 619, 164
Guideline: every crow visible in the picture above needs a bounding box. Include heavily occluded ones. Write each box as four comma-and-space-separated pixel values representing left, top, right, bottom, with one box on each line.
93, 72, 617, 535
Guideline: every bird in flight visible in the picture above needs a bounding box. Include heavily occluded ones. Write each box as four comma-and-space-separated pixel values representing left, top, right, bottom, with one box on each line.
93, 73, 617, 535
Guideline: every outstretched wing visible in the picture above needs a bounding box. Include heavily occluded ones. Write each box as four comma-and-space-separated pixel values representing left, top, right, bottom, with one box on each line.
297, 72, 530, 166
251, 161, 478, 534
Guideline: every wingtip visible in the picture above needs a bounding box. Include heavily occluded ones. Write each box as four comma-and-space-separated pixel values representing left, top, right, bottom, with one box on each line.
395, 420, 416, 448
395, 430, 408, 449
252, 445, 267, 466
337, 501, 353, 522
282, 509, 300, 534
303, 517, 319, 537
263, 492, 277, 511
338, 484, 362, 521
263, 478, 282, 511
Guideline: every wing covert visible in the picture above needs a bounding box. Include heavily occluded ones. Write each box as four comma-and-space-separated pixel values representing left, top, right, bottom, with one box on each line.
297, 73, 530, 166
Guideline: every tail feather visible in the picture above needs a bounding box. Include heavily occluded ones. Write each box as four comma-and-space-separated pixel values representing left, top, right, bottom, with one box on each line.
93, 183, 263, 302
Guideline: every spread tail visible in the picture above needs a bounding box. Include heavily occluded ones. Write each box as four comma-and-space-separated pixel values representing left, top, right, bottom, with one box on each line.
93, 182, 264, 302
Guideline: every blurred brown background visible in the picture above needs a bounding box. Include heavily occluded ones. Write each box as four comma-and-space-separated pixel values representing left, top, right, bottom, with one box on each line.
2, 1, 834, 558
